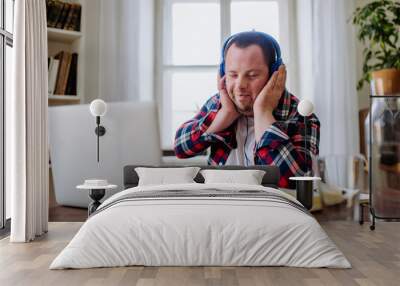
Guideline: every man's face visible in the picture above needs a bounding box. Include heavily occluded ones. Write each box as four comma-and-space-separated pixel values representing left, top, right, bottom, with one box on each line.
224, 44, 269, 116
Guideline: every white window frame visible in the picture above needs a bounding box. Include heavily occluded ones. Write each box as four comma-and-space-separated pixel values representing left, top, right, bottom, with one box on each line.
156, 0, 291, 150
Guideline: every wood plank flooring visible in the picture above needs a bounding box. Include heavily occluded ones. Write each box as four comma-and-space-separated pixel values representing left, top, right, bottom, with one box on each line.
1, 221, 399, 286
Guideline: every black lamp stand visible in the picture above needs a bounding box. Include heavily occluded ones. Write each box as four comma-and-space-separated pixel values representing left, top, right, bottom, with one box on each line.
94, 116, 106, 162
294, 115, 314, 210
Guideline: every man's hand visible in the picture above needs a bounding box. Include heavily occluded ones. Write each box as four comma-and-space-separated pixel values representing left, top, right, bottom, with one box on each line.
218, 75, 240, 116
253, 65, 286, 114
253, 65, 286, 142
206, 76, 240, 134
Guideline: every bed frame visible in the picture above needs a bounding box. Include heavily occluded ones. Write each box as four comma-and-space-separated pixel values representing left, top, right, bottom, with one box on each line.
123, 165, 280, 189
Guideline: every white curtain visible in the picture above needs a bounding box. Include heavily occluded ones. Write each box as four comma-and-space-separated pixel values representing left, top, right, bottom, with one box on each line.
295, 0, 360, 156
98, 0, 138, 102
8, 0, 48, 242
95, 0, 154, 103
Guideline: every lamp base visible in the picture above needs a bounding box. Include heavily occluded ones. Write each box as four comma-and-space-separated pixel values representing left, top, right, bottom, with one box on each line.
296, 180, 313, 210
88, 189, 105, 216
289, 177, 321, 210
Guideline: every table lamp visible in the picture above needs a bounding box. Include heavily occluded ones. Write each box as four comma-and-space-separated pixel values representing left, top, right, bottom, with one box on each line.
298, 99, 314, 174
290, 99, 321, 210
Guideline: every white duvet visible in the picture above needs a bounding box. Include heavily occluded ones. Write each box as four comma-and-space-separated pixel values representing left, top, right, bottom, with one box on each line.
50, 183, 351, 269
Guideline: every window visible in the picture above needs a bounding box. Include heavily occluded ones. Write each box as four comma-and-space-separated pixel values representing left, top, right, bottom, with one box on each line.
1, 0, 14, 230
156, 0, 290, 150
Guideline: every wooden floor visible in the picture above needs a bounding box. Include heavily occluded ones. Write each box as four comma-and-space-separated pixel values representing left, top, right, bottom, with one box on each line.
1, 221, 399, 286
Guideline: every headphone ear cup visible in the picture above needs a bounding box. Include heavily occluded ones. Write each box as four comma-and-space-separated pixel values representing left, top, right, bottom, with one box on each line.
270, 58, 283, 74
219, 61, 225, 77
219, 35, 235, 78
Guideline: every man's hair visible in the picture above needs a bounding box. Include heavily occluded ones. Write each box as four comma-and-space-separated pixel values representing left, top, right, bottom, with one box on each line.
224, 32, 277, 68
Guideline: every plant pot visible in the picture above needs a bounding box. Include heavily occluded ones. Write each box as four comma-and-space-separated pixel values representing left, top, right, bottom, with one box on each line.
370, 68, 400, 96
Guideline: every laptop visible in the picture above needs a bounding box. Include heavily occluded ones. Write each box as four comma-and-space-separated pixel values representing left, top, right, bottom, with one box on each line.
48, 101, 162, 207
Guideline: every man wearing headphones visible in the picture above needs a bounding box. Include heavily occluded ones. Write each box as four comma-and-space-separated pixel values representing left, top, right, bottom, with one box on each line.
174, 31, 320, 188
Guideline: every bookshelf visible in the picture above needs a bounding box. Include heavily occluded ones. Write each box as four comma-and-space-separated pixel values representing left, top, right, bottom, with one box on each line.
47, 0, 84, 106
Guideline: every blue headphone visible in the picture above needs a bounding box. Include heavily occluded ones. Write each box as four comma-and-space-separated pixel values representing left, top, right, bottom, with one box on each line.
219, 31, 283, 78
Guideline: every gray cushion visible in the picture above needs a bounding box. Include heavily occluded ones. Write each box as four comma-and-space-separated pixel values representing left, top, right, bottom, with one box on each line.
124, 165, 280, 189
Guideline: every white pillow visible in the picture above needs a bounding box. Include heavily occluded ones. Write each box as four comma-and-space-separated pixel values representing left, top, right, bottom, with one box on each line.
135, 167, 201, 186
200, 169, 266, 185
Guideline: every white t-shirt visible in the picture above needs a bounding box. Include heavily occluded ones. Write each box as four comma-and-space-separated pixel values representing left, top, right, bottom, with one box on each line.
225, 116, 255, 166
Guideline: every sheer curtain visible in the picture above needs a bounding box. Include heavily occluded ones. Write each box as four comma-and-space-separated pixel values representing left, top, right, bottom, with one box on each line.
94, 0, 154, 103
8, 0, 48, 242
295, 0, 360, 156
97, 0, 139, 102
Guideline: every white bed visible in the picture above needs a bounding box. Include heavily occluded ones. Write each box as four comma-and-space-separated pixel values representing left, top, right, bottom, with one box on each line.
50, 183, 351, 269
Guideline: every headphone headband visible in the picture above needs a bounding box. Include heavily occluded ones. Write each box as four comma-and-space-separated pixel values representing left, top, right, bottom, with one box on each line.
219, 31, 283, 77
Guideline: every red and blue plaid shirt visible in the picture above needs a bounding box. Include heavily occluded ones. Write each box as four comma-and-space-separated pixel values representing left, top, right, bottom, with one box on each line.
174, 91, 320, 188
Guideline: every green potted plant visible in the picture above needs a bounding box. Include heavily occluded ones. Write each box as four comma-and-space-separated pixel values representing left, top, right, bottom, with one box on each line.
352, 0, 400, 95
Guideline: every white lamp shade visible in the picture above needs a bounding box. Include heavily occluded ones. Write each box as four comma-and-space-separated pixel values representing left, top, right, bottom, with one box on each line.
90, 99, 107, 117
297, 99, 314, 117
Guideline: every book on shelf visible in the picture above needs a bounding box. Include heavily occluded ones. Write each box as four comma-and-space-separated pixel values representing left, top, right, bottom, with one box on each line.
46, 0, 81, 31
48, 51, 78, 96
54, 51, 72, 95
63, 3, 76, 30
65, 4, 81, 31
48, 57, 60, 95
65, 53, 78, 95
55, 3, 71, 29
46, 0, 64, 28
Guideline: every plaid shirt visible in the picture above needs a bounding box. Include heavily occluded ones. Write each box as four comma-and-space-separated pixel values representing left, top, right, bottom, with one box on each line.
174, 91, 320, 188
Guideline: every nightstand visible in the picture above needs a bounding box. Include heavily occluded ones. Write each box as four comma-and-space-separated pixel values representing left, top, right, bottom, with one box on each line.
77, 180, 117, 216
